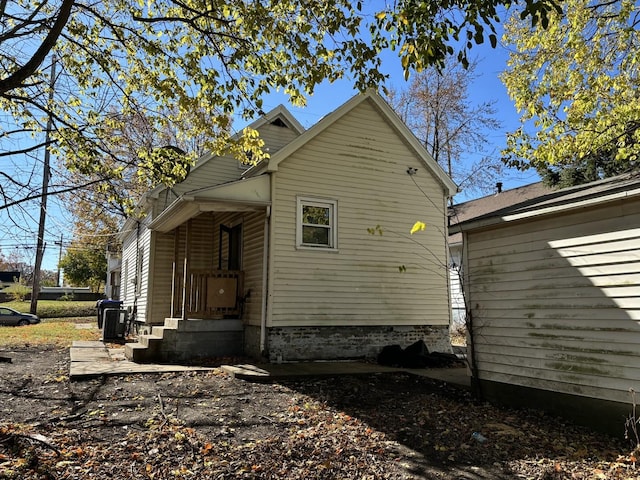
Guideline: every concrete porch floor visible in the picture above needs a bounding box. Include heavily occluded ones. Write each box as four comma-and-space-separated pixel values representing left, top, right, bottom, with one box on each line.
69, 340, 471, 389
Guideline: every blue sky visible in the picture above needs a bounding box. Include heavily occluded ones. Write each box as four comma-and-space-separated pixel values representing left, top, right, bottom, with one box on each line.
3, 20, 540, 274
248, 35, 540, 197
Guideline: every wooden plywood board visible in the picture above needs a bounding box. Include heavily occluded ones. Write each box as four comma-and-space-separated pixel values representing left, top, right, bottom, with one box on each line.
207, 277, 237, 308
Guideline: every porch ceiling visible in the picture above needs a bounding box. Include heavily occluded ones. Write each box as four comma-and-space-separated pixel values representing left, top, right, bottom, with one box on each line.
149, 175, 271, 233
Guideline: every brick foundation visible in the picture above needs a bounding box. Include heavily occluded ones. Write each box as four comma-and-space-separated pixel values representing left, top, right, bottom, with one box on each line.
251, 324, 450, 362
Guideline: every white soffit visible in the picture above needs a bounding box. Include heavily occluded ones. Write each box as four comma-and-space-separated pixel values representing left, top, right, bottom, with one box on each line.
149, 175, 271, 232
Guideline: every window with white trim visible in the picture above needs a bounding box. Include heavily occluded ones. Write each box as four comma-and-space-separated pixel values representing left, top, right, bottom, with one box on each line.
296, 197, 337, 249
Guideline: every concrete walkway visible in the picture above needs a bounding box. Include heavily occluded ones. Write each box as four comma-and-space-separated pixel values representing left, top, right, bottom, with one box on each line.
69, 341, 470, 389
69, 341, 215, 379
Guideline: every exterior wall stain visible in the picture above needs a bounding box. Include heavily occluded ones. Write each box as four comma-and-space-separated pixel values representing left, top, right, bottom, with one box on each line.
528, 332, 585, 341
473, 267, 499, 275
539, 323, 632, 333
546, 362, 611, 376
539, 342, 637, 356
548, 353, 609, 364
342, 144, 387, 153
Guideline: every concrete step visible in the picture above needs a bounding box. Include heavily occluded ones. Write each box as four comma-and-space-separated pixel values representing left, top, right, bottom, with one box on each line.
162, 317, 243, 332
163, 318, 180, 329
151, 325, 173, 337
139, 334, 164, 347
125, 318, 244, 364
124, 333, 165, 363
124, 343, 148, 362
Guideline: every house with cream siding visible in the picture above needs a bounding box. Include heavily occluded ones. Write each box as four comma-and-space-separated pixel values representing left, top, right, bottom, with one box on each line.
450, 172, 640, 435
121, 91, 457, 364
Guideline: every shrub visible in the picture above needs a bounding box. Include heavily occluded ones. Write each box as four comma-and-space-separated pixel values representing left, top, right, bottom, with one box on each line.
4, 282, 31, 302
2, 300, 97, 319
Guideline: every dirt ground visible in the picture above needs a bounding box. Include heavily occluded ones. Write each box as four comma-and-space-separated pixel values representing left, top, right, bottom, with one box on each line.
1, 345, 639, 479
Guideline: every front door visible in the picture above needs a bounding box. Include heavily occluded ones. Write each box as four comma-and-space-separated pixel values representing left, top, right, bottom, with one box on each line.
219, 223, 242, 270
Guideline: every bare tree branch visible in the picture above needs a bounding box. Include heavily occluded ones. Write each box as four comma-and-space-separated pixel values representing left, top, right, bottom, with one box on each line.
0, 0, 74, 94
0, 179, 103, 211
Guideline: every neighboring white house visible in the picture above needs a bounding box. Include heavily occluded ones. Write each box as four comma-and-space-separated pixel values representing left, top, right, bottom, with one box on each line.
120, 91, 458, 364
450, 172, 640, 435
105, 243, 121, 300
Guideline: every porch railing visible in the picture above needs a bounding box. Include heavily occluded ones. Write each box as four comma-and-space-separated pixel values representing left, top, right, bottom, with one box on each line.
174, 269, 244, 319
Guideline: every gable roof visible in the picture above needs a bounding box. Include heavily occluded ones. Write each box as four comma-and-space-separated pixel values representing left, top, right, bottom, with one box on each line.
186, 104, 305, 177
144, 105, 305, 202
451, 171, 640, 235
244, 90, 458, 196
244, 104, 305, 136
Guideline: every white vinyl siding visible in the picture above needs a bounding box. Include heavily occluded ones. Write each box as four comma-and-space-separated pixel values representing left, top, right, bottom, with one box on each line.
148, 230, 175, 324
448, 244, 466, 330
258, 121, 302, 155
465, 197, 640, 404
120, 216, 152, 323
152, 117, 302, 213
153, 156, 242, 212
152, 211, 264, 325
241, 211, 266, 327
269, 99, 450, 327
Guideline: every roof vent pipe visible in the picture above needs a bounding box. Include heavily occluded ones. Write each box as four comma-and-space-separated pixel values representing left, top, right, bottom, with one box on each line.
496, 182, 503, 194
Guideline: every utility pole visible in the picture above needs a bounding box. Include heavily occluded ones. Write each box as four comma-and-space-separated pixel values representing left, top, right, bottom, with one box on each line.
30, 56, 56, 315
55, 234, 63, 287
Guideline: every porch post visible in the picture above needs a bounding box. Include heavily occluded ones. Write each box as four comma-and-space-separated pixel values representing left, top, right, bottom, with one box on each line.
170, 228, 178, 317
181, 219, 191, 321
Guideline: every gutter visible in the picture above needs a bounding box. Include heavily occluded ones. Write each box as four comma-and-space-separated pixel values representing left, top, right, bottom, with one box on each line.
261, 173, 277, 359
452, 186, 640, 234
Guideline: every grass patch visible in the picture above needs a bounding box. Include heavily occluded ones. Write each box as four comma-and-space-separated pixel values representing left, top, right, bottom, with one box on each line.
2, 300, 97, 319
0, 301, 104, 348
0, 320, 100, 348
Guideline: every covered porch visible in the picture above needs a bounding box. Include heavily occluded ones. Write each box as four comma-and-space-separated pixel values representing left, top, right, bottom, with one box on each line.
125, 175, 270, 363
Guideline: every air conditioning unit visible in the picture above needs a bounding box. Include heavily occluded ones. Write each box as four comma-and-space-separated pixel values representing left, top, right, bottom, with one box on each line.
102, 308, 127, 341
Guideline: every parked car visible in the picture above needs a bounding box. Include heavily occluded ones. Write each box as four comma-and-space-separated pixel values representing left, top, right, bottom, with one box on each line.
0, 307, 40, 326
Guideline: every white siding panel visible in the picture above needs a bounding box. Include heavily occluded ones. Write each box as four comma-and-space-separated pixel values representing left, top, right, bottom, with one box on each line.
165, 211, 265, 325
467, 197, 640, 404
153, 121, 301, 212
270, 100, 450, 327
190, 214, 216, 270
241, 211, 265, 327
120, 229, 137, 309
120, 216, 152, 323
148, 230, 175, 323
259, 122, 301, 154
477, 361, 636, 403
168, 157, 241, 205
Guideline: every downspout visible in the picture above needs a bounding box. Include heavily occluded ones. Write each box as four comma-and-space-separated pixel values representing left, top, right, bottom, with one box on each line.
444, 194, 453, 351
262, 172, 277, 359
461, 229, 482, 400
260, 205, 271, 355
133, 221, 140, 319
